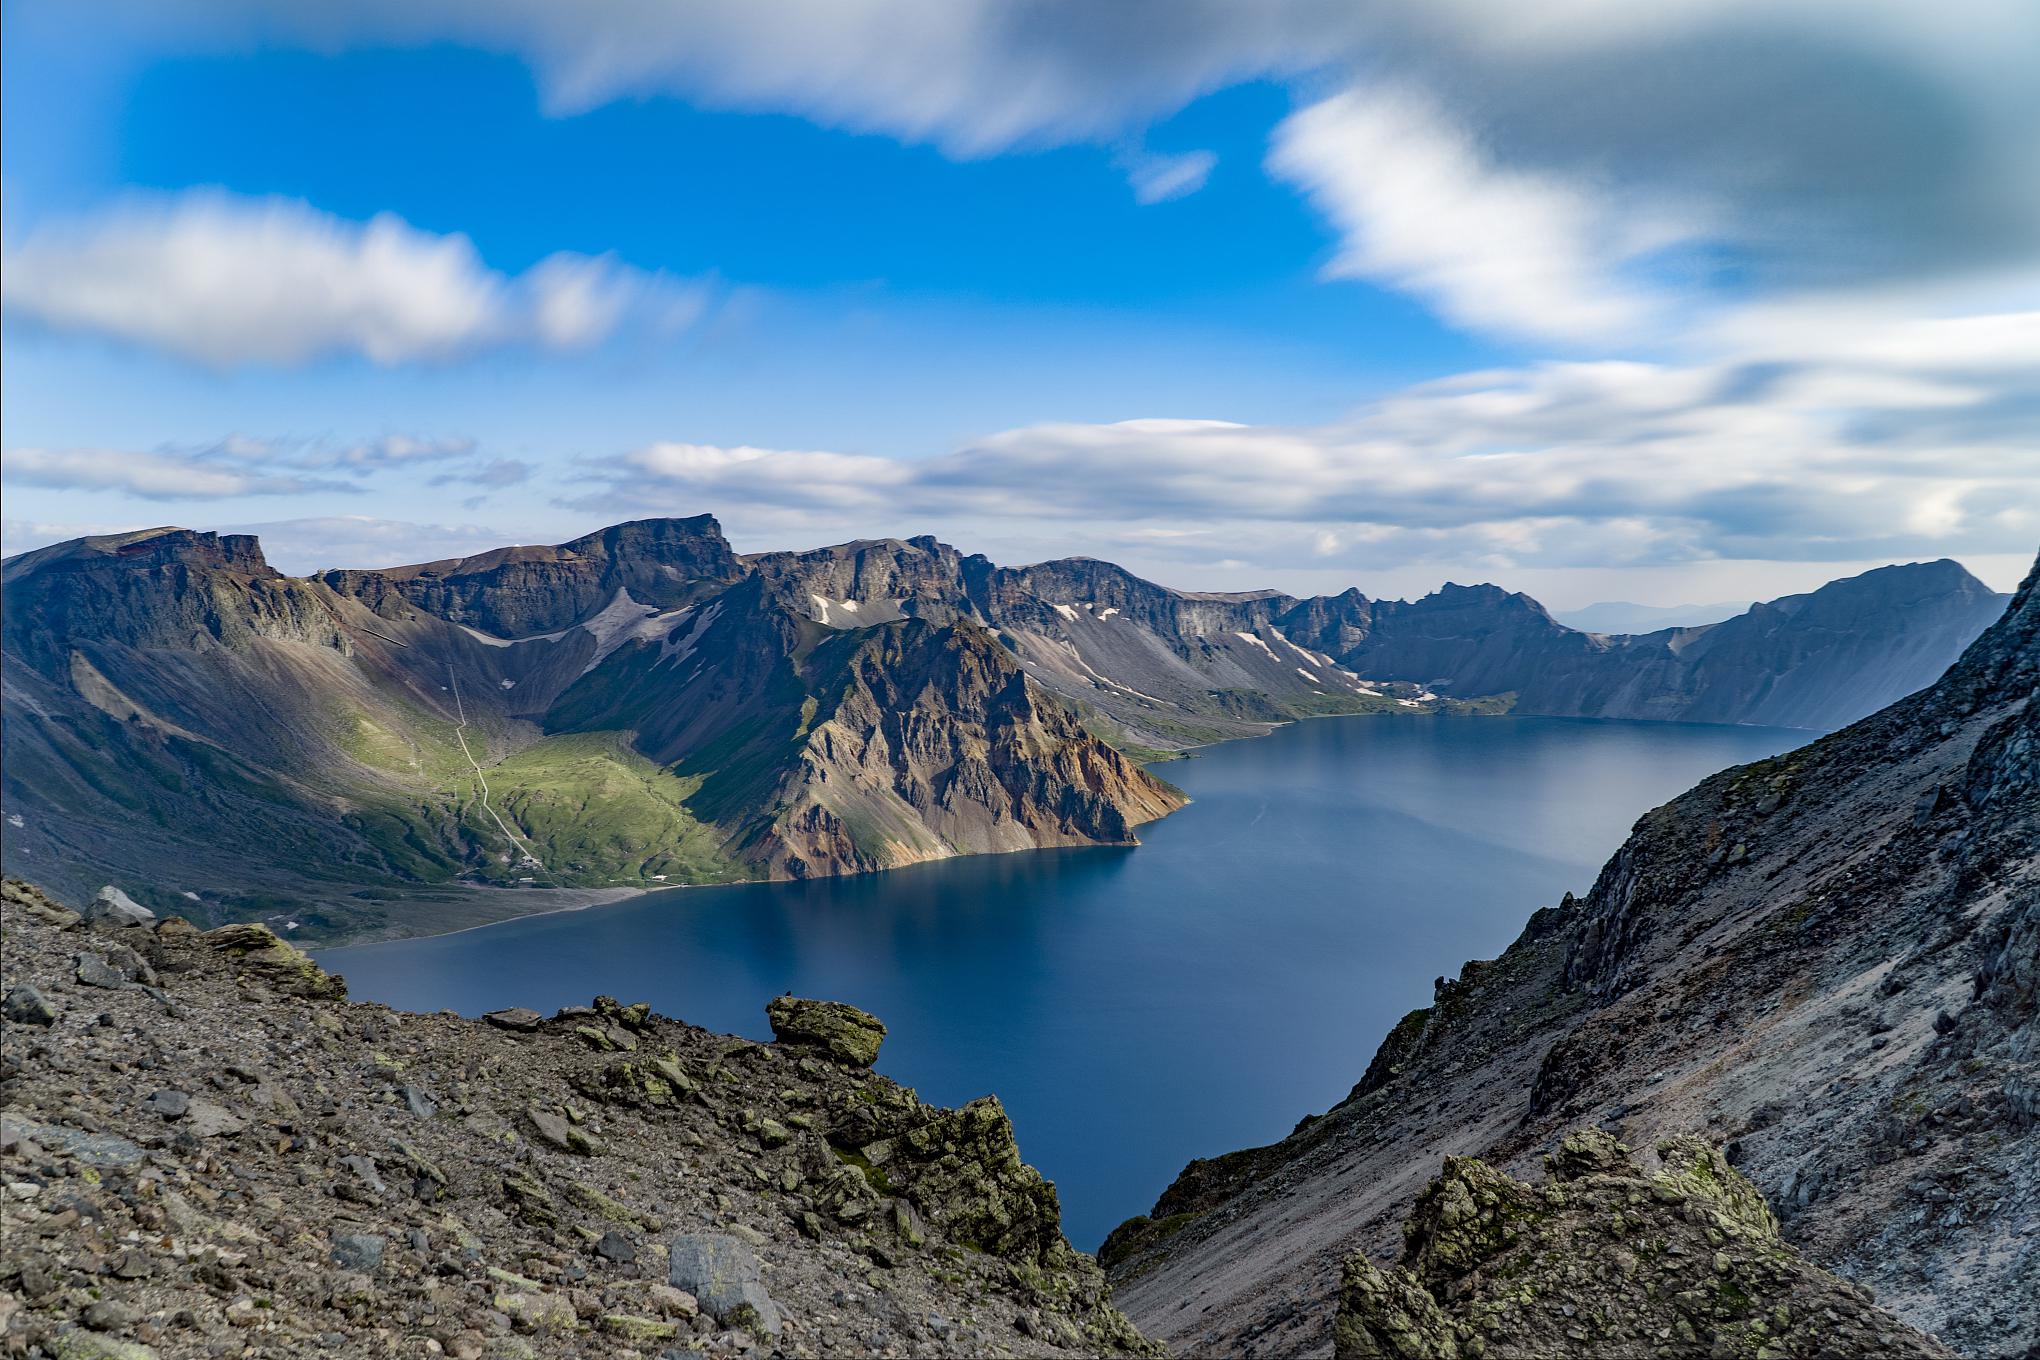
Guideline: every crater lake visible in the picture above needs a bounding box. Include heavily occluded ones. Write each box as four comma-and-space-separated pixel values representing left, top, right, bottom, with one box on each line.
317, 714, 1807, 1249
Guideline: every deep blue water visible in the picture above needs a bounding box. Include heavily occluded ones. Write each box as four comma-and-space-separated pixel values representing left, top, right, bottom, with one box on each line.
317, 715, 1805, 1249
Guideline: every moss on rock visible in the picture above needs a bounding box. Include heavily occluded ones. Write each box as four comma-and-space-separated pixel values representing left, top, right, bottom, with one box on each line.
1335, 1131, 1951, 1359
765, 995, 887, 1067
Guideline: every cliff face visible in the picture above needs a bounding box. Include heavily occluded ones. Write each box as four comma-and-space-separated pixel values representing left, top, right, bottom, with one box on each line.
1617, 558, 2014, 729
754, 619, 1183, 877
322, 516, 746, 638
0, 880, 1157, 1358
1, 528, 348, 672
1, 520, 1181, 937
1113, 554, 2038, 1358
954, 552, 2006, 751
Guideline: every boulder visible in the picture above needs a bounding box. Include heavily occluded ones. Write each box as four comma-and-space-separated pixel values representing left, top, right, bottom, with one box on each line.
202, 923, 345, 1000
180, 1100, 248, 1139
74, 945, 155, 991
3, 984, 58, 1026
144, 1090, 191, 1120
525, 1106, 598, 1155
667, 1233, 782, 1337
483, 1007, 543, 1033
84, 886, 155, 930
764, 996, 887, 1067
329, 1234, 386, 1272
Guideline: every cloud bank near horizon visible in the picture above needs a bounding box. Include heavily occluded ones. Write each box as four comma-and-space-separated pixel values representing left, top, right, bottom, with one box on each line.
8, 309, 2033, 584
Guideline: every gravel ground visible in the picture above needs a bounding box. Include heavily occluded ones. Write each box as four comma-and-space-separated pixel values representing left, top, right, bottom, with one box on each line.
0, 880, 1155, 1359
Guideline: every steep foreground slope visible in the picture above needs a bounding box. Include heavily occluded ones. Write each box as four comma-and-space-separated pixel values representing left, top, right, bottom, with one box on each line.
1113, 554, 2039, 1357
0, 881, 1154, 1358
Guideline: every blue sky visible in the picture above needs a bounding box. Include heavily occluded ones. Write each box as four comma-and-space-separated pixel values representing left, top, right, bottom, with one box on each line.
3, 2, 2036, 603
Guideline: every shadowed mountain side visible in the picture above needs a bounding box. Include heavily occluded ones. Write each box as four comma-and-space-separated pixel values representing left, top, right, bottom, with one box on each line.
1110, 553, 2037, 1358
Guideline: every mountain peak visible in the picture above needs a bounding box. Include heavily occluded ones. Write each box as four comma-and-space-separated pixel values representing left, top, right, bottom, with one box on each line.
559, 514, 730, 560
2, 526, 274, 586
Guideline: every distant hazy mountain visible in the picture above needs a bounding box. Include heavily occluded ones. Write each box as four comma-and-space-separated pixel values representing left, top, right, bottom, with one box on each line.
0, 517, 2010, 934
1554, 599, 1752, 632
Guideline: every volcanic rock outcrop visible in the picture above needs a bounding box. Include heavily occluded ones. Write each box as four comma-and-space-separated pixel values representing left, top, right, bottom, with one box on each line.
0, 879, 1155, 1358
1332, 1131, 1949, 1359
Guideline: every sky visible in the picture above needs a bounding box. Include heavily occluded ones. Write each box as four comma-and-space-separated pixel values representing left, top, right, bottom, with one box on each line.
2, 1, 2037, 607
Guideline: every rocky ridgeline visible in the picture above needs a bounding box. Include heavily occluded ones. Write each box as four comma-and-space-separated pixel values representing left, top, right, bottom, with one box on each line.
1333, 1131, 1947, 1359
0, 880, 1154, 1359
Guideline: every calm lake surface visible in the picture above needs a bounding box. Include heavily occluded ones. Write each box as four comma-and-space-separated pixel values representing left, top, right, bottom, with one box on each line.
319, 715, 1806, 1249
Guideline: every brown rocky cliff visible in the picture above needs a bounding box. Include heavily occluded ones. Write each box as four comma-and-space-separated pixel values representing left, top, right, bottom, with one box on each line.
751, 617, 1184, 877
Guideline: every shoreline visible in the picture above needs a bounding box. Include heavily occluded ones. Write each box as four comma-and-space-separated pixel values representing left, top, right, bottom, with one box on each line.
309, 710, 1825, 956
309, 882, 652, 954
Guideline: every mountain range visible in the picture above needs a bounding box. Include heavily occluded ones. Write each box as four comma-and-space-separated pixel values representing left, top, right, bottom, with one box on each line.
0, 517, 2008, 938
1553, 599, 1753, 633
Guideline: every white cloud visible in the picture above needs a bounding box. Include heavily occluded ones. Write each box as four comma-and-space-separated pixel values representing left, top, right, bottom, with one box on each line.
78, 0, 2040, 344
0, 446, 354, 500
1124, 149, 1218, 205
616, 442, 914, 512
0, 430, 508, 501
1267, 87, 1690, 342
572, 309, 2040, 569
0, 191, 709, 366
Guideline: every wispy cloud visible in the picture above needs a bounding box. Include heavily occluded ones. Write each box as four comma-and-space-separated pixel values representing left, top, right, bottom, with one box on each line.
429, 458, 534, 489
220, 515, 521, 574
0, 191, 711, 366
0, 431, 495, 500
1267, 87, 1691, 343
0, 447, 357, 500
569, 309, 2040, 569
1122, 149, 1218, 205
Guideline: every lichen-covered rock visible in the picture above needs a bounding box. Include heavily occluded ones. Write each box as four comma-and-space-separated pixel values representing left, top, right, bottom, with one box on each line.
667, 1233, 782, 1337
201, 921, 346, 999
766, 995, 887, 1067
4, 879, 80, 928
864, 1096, 1064, 1264
1334, 1131, 1952, 1359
